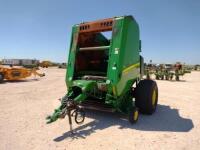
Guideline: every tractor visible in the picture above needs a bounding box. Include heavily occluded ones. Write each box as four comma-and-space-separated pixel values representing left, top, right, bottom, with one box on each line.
46, 16, 159, 132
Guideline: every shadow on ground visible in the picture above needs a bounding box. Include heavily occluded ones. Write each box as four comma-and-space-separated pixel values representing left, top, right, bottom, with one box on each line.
169, 80, 186, 82
155, 79, 186, 82
1, 78, 40, 84
54, 104, 194, 141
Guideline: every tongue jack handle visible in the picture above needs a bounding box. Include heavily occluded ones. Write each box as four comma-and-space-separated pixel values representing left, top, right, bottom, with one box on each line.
67, 109, 73, 134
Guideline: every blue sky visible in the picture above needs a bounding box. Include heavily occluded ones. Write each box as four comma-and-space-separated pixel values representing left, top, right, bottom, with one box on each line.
0, 0, 200, 64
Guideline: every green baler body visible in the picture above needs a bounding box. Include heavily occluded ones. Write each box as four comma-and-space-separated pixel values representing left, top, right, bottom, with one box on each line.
66, 16, 141, 113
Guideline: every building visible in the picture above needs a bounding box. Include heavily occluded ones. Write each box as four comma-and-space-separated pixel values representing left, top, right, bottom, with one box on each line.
2, 59, 39, 66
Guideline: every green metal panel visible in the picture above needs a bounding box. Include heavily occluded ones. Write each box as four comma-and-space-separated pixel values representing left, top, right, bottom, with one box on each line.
66, 26, 79, 88
106, 16, 140, 96
106, 17, 123, 96
115, 16, 140, 96
121, 16, 140, 69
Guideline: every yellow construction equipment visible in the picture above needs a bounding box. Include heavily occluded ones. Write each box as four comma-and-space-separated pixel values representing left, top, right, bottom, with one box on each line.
0, 66, 45, 83
39, 61, 52, 68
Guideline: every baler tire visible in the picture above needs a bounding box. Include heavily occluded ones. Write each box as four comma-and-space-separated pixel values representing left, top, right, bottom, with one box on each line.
135, 79, 158, 114
128, 107, 139, 124
161, 76, 164, 80
165, 76, 169, 80
176, 76, 179, 81
0, 73, 4, 83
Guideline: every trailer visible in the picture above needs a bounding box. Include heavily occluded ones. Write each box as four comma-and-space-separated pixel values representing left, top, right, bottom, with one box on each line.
0, 66, 45, 83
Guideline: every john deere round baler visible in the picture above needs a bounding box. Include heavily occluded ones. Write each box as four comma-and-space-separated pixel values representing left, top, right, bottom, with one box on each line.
47, 16, 158, 132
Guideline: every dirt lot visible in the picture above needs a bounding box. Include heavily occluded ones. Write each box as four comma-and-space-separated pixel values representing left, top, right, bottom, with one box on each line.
0, 68, 200, 150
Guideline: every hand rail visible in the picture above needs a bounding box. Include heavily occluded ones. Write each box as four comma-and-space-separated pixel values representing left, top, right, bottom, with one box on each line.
79, 46, 110, 51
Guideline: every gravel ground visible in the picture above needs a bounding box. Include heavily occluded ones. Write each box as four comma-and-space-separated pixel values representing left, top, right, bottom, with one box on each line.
0, 68, 200, 150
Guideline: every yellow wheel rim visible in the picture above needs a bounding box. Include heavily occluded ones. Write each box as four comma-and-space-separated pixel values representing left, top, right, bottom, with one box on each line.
134, 110, 139, 121
152, 89, 156, 106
